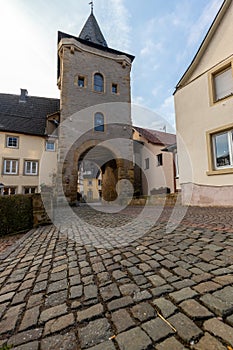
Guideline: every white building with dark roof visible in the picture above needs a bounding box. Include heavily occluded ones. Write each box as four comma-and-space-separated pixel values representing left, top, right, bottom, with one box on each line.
0, 89, 59, 195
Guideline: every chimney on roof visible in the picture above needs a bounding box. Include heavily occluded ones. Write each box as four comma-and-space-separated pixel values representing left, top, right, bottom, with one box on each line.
19, 88, 28, 103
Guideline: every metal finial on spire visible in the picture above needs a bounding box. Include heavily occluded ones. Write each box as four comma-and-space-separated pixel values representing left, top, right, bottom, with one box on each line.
89, 1, 93, 14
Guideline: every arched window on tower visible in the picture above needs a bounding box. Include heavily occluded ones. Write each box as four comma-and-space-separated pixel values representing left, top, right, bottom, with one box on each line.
94, 73, 104, 92
94, 112, 104, 132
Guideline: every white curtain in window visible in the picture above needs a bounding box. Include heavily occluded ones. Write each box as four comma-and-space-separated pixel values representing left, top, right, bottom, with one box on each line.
214, 67, 233, 100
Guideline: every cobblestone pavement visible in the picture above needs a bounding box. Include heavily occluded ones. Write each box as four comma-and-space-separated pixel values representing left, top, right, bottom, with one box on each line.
0, 205, 233, 349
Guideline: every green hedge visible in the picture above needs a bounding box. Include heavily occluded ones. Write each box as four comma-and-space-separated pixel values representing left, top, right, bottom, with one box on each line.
0, 195, 33, 236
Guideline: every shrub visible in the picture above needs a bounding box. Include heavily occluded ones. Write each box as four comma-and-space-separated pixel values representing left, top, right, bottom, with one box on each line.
0, 195, 33, 236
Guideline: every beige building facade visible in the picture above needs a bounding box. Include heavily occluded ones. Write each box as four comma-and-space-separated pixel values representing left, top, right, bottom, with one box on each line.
174, 0, 233, 206
0, 91, 59, 196
133, 127, 177, 195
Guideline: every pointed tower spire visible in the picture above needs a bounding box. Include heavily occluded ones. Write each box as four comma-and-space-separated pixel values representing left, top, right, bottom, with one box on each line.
79, 7, 108, 47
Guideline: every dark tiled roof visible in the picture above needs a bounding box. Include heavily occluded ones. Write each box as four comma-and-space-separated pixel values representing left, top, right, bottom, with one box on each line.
79, 13, 108, 47
0, 93, 60, 136
134, 126, 176, 146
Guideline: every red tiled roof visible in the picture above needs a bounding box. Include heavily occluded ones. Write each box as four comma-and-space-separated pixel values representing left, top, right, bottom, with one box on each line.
134, 126, 176, 146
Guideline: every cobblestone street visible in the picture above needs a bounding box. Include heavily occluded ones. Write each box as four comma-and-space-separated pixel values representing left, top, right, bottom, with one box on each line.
0, 205, 233, 349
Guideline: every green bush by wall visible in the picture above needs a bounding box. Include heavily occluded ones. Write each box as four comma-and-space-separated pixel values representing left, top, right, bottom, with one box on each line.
0, 195, 33, 236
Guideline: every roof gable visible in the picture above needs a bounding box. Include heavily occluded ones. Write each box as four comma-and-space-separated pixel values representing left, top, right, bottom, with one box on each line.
0, 93, 60, 136
134, 126, 176, 146
175, 0, 231, 92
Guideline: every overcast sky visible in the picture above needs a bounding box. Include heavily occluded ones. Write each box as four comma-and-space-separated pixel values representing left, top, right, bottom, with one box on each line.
0, 0, 223, 131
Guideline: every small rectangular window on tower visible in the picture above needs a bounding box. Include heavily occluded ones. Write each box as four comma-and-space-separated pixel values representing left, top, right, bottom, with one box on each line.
78, 76, 85, 88
112, 83, 118, 94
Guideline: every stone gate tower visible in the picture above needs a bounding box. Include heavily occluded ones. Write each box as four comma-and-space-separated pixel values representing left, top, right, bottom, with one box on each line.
57, 8, 135, 203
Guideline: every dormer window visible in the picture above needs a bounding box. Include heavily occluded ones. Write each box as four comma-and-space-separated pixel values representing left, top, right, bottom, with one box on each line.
94, 73, 104, 92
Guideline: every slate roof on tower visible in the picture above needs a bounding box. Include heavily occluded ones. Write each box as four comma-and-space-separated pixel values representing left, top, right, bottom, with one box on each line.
79, 12, 108, 47
57, 11, 134, 80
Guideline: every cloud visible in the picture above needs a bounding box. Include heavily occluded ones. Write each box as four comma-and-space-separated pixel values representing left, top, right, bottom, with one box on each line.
155, 95, 176, 131
98, 0, 131, 52
140, 40, 163, 57
187, 0, 223, 48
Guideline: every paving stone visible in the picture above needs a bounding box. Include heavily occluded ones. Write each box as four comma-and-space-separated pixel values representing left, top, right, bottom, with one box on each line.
142, 317, 175, 342
0, 304, 24, 334
40, 303, 67, 323
204, 318, 233, 346
78, 318, 112, 348
0, 291, 15, 303
168, 312, 203, 342
173, 279, 195, 289
12, 289, 30, 305
131, 302, 156, 322
119, 283, 140, 296
50, 270, 67, 282
151, 284, 174, 297
133, 290, 152, 302
70, 285, 83, 299
179, 299, 213, 319
69, 275, 81, 286
77, 303, 104, 322
193, 332, 226, 350
193, 281, 221, 294
47, 280, 67, 294
153, 297, 177, 318
19, 279, 35, 291
100, 283, 120, 302
44, 313, 75, 335
51, 264, 67, 274
11, 341, 39, 350
169, 287, 197, 303
40, 332, 77, 350
8, 329, 42, 347
200, 293, 233, 317
85, 340, 115, 350
112, 309, 135, 332
45, 290, 67, 307
147, 274, 166, 286
213, 275, 233, 286
19, 306, 40, 331
116, 326, 152, 350
107, 296, 133, 311
112, 270, 127, 280
0, 302, 8, 318
155, 336, 188, 350
84, 284, 97, 300
27, 293, 44, 309
173, 266, 192, 278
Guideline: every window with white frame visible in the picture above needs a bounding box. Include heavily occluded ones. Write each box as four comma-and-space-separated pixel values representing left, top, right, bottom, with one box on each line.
23, 186, 37, 194
3, 186, 17, 195
213, 65, 233, 102
212, 130, 233, 169
145, 157, 149, 170
24, 160, 39, 175
46, 140, 55, 151
6, 136, 19, 148
3, 159, 18, 174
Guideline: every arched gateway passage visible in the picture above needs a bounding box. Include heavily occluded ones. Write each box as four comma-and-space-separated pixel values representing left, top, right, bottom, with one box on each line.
61, 139, 133, 204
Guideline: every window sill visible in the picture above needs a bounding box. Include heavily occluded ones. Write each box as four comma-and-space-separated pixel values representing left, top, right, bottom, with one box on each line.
206, 168, 233, 176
